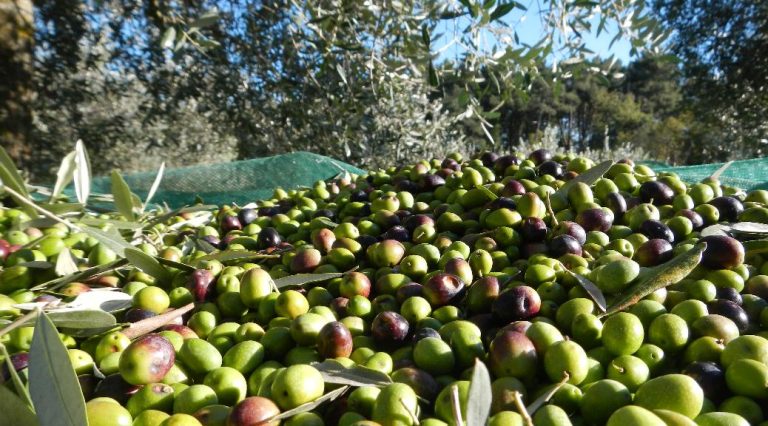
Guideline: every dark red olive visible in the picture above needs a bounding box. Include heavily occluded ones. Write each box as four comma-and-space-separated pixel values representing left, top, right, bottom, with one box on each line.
396, 283, 423, 304
700, 235, 745, 269
124, 308, 158, 323
639, 181, 674, 206
707, 299, 749, 332
402, 214, 435, 232
576, 208, 613, 232
420, 174, 447, 192
161, 324, 199, 339
493, 155, 520, 174
1, 352, 28, 384
187, 269, 216, 302
605, 192, 628, 218
221, 215, 242, 233
520, 217, 548, 242
313, 209, 337, 221
371, 311, 410, 348
676, 209, 705, 230
257, 227, 282, 249
395, 179, 419, 193
715, 287, 742, 305
492, 285, 541, 323
529, 149, 552, 165
442, 158, 461, 171
683, 361, 726, 402
411, 327, 441, 344
383, 226, 410, 242
552, 221, 587, 245
480, 151, 500, 167
422, 273, 465, 307
317, 321, 354, 359
257, 206, 280, 217
640, 219, 675, 243
391, 367, 440, 400
548, 234, 582, 257
501, 180, 526, 197
538, 161, 563, 178
709, 196, 744, 222
330, 297, 350, 317
350, 190, 369, 202
201, 235, 221, 249
634, 238, 673, 266
487, 197, 517, 210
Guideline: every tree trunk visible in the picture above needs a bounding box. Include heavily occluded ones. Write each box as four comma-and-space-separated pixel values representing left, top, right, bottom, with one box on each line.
0, 0, 34, 170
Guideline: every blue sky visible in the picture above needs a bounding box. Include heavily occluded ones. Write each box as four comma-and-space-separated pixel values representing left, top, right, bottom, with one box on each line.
433, 1, 634, 66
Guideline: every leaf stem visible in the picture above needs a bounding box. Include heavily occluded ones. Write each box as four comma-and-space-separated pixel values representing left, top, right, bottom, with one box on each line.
122, 303, 195, 339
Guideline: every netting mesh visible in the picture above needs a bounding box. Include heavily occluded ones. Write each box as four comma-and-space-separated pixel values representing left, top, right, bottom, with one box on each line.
84, 153, 768, 208
89, 152, 365, 208
645, 157, 768, 192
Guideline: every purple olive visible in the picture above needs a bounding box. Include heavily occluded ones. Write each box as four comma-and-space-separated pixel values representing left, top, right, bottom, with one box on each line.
93, 374, 140, 405
257, 227, 282, 249
493, 155, 520, 174
700, 235, 745, 269
501, 180, 527, 197
548, 234, 583, 257
715, 287, 742, 305
221, 215, 243, 233
639, 181, 674, 206
422, 273, 465, 307
576, 208, 613, 232
709, 196, 744, 222
634, 238, 673, 266
683, 361, 726, 402
538, 161, 563, 178
529, 149, 552, 165
492, 285, 541, 323
371, 311, 410, 348
124, 308, 158, 323
411, 327, 441, 344
640, 219, 675, 243
402, 214, 435, 232
396, 283, 423, 304
707, 299, 749, 332
552, 221, 587, 245
520, 217, 548, 242
317, 321, 354, 359
676, 209, 705, 230
605, 192, 628, 218
187, 269, 216, 302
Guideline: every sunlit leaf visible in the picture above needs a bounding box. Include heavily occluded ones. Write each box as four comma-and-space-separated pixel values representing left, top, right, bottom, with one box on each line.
73, 140, 91, 205
29, 312, 88, 426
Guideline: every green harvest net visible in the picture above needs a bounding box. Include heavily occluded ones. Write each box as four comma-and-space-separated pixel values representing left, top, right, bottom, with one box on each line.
84, 152, 768, 208
88, 152, 365, 208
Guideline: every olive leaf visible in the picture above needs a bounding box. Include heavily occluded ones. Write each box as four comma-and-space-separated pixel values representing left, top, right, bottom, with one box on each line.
274, 272, 345, 289
700, 224, 730, 237
142, 161, 166, 212
466, 359, 492, 426
313, 360, 392, 387
728, 222, 768, 236
29, 311, 89, 426
80, 225, 134, 257
111, 170, 136, 221
0, 386, 39, 426
743, 239, 768, 256
599, 243, 705, 318
50, 151, 77, 202
17, 261, 54, 269
141, 204, 216, 230
37, 202, 84, 215
80, 217, 143, 229
269, 386, 349, 421
555, 160, 614, 198
125, 248, 171, 282
55, 247, 79, 277
46, 309, 117, 330
476, 184, 498, 201
59, 289, 132, 312
73, 139, 91, 205
564, 270, 607, 313
156, 257, 196, 273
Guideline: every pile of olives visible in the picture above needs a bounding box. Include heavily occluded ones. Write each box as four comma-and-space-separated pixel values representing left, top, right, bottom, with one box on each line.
2, 149, 768, 426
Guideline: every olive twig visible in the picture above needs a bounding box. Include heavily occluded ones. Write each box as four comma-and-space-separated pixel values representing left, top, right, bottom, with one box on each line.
450, 384, 465, 426
513, 391, 533, 426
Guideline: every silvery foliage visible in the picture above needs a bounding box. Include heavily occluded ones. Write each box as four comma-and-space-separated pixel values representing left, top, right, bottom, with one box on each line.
30, 0, 665, 178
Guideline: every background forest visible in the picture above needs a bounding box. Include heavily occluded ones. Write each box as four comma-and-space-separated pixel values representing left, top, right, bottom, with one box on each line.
1, 0, 767, 181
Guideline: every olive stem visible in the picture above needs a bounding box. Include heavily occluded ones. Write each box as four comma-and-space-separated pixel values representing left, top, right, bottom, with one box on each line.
122, 302, 195, 339
513, 391, 533, 426
544, 192, 559, 227
450, 384, 464, 426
